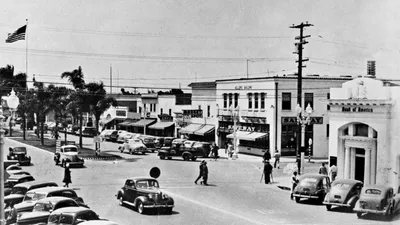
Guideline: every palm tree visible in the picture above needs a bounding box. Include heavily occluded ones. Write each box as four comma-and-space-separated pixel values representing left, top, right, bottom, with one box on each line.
46, 85, 69, 140
16, 89, 36, 140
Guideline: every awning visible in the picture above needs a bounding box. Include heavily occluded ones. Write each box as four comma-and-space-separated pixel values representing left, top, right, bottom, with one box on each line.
194, 125, 215, 136
118, 119, 138, 127
129, 119, 156, 127
180, 124, 204, 134
226, 131, 251, 139
243, 132, 268, 141
148, 122, 175, 130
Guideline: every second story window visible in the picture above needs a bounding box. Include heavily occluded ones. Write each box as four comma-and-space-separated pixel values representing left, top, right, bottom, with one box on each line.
248, 93, 253, 109
207, 105, 210, 117
260, 93, 265, 109
228, 93, 233, 107
305, 93, 314, 109
254, 93, 259, 109
223, 94, 228, 108
234, 93, 239, 108
169, 109, 172, 116
161, 108, 163, 114
144, 104, 147, 112
282, 92, 291, 110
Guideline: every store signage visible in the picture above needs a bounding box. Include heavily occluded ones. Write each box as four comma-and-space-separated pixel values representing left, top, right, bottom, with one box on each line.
281, 117, 323, 125
183, 109, 203, 118
227, 124, 256, 132
235, 85, 252, 90
342, 107, 373, 113
116, 110, 127, 118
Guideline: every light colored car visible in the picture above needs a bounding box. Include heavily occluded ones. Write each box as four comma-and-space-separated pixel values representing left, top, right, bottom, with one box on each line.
323, 179, 363, 211
116, 131, 132, 143
118, 139, 147, 154
54, 145, 84, 168
99, 129, 115, 141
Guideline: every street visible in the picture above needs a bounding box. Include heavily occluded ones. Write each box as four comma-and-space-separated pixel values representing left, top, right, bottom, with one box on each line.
4, 134, 400, 225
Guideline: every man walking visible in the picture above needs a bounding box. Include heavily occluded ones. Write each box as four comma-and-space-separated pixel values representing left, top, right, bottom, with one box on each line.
194, 161, 205, 184
263, 150, 271, 162
63, 164, 72, 187
273, 150, 281, 169
263, 160, 273, 184
290, 171, 299, 200
319, 162, 328, 175
201, 161, 209, 185
212, 143, 219, 160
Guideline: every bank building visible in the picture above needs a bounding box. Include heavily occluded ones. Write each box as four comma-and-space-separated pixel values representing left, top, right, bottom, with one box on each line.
328, 77, 400, 189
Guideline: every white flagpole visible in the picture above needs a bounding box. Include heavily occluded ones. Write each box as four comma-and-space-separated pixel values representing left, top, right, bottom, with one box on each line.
25, 19, 28, 80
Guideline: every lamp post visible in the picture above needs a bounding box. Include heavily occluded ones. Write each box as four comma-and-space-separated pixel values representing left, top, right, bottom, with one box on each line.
308, 138, 313, 162
295, 103, 312, 175
7, 89, 20, 137
229, 106, 239, 159
1, 89, 20, 225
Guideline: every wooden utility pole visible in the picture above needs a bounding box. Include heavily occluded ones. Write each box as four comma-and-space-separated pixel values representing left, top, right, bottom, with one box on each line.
290, 21, 312, 174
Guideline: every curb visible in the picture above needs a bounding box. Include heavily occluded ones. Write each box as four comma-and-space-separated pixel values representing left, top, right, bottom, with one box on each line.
81, 156, 122, 161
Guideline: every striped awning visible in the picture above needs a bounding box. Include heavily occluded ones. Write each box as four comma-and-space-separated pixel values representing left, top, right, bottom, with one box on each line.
148, 122, 175, 130
193, 125, 215, 136
180, 124, 203, 134
129, 119, 156, 127
227, 131, 268, 141
226, 131, 251, 139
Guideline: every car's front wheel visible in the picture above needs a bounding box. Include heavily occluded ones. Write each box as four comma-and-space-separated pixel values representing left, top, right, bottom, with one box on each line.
160, 155, 165, 160
183, 155, 190, 161
326, 205, 331, 211
137, 201, 145, 214
295, 197, 300, 203
165, 207, 173, 214
356, 212, 363, 219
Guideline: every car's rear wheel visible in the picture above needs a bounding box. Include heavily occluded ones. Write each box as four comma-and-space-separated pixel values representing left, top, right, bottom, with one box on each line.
356, 212, 363, 218
137, 201, 145, 214
326, 205, 331, 211
191, 156, 197, 161
295, 197, 300, 203
160, 155, 165, 160
168, 157, 172, 160
183, 155, 189, 161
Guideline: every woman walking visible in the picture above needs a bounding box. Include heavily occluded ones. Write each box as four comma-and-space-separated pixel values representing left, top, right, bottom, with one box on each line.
63, 164, 72, 187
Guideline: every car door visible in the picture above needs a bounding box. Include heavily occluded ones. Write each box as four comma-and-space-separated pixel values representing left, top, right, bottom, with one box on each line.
124, 180, 137, 203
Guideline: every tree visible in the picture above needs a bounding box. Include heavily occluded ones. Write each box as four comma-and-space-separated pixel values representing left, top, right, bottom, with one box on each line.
16, 89, 36, 140
0, 65, 27, 96
46, 85, 69, 140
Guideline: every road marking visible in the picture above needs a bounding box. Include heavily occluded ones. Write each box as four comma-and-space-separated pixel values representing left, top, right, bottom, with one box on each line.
255, 209, 266, 215
163, 190, 268, 225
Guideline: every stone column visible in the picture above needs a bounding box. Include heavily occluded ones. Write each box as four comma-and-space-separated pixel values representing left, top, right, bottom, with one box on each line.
350, 148, 356, 179
364, 148, 371, 185
344, 146, 351, 179
371, 145, 377, 184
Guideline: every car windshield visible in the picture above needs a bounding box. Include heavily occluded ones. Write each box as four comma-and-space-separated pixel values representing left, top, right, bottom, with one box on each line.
11, 186, 27, 195
24, 192, 47, 201
48, 214, 74, 224
136, 180, 159, 189
33, 202, 53, 212
12, 147, 26, 153
63, 147, 78, 153
299, 178, 318, 187
333, 183, 351, 189
365, 189, 381, 195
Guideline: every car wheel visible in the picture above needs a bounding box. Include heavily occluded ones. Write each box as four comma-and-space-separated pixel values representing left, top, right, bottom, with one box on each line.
137, 201, 145, 214
183, 155, 189, 161
386, 205, 393, 221
356, 212, 363, 219
118, 195, 124, 206
142, 152, 146, 155
165, 207, 173, 214
191, 156, 197, 161
168, 157, 172, 160
295, 197, 300, 203
160, 155, 165, 160
326, 205, 331, 211
130, 149, 133, 155
55, 159, 59, 165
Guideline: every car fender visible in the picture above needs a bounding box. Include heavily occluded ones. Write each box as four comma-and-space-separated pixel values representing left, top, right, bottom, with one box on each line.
182, 151, 193, 157
116, 190, 124, 199
347, 195, 359, 207
134, 196, 149, 206
158, 150, 169, 155
353, 199, 361, 211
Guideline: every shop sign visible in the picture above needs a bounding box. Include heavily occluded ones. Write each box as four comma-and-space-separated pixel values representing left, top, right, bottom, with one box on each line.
183, 109, 203, 118
116, 110, 127, 118
281, 117, 323, 125
158, 114, 173, 121
342, 107, 373, 113
227, 124, 255, 132
235, 85, 252, 90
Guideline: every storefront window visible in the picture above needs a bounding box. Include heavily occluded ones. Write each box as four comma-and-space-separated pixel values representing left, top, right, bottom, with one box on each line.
229, 93, 233, 107
260, 93, 265, 109
254, 93, 259, 109
223, 94, 228, 108
248, 93, 253, 109
305, 93, 314, 109
240, 138, 268, 149
234, 93, 239, 108
282, 93, 291, 110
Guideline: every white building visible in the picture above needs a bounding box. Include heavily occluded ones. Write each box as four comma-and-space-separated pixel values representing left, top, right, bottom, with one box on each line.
328, 77, 400, 188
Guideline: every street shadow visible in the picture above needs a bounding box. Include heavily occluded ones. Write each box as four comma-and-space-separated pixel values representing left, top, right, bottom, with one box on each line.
202, 184, 217, 187
123, 158, 143, 163
328, 206, 354, 214
69, 165, 87, 169
295, 198, 323, 206
150, 210, 180, 216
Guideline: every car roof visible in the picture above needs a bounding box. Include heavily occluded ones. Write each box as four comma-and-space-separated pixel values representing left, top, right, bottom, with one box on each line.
332, 179, 363, 186
363, 184, 392, 191
78, 221, 118, 225
8, 174, 34, 179
13, 180, 58, 188
26, 186, 73, 194
11, 146, 26, 149
36, 196, 75, 204
300, 173, 329, 179
62, 145, 78, 148
51, 206, 93, 214
128, 177, 157, 182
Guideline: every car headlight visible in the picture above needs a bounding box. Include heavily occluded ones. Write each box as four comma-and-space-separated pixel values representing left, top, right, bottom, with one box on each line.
162, 193, 169, 199
11, 156, 14, 159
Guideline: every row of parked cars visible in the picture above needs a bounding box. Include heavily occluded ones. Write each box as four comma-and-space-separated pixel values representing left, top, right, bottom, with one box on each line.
292, 173, 400, 220
3, 148, 118, 224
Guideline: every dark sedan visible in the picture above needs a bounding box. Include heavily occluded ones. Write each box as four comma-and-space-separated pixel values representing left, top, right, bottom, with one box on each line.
4, 181, 58, 206
293, 173, 331, 204
7, 147, 31, 166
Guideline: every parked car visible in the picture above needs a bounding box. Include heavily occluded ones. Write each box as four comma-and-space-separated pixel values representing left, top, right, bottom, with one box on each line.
4, 181, 58, 206
54, 145, 84, 168
6, 170, 31, 176
14, 187, 87, 213
99, 129, 114, 140
157, 139, 205, 161
155, 137, 175, 149
293, 174, 331, 204
82, 127, 98, 137
116, 177, 174, 214
21, 120, 35, 130
354, 184, 400, 219
102, 130, 117, 141
4, 174, 35, 196
191, 141, 211, 158
16, 197, 84, 225
118, 139, 147, 154
323, 179, 363, 211
7, 147, 31, 166
138, 136, 156, 152
47, 207, 101, 224
117, 132, 134, 143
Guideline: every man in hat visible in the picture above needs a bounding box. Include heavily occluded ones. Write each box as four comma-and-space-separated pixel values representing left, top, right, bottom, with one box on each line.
201, 161, 209, 185
263, 160, 273, 184
194, 160, 205, 184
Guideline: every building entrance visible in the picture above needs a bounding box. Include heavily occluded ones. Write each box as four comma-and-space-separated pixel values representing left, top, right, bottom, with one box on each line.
355, 148, 365, 182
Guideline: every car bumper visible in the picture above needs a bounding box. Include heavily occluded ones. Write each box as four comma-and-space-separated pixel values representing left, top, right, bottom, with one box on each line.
354, 208, 388, 215
293, 193, 319, 199
323, 201, 351, 207
144, 204, 174, 209
67, 162, 84, 167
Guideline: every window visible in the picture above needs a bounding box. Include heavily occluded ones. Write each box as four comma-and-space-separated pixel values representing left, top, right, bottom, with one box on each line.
223, 94, 228, 108
198, 105, 201, 110
327, 104, 330, 111
153, 104, 156, 112
282, 93, 291, 110
326, 124, 330, 137
160, 108, 163, 114
260, 93, 265, 109
355, 124, 369, 137
327, 93, 330, 99
305, 93, 314, 108
248, 93, 253, 109
149, 104, 152, 112
207, 105, 210, 117
234, 93, 239, 108
143, 104, 147, 112
254, 93, 259, 109
169, 109, 171, 116
228, 93, 233, 107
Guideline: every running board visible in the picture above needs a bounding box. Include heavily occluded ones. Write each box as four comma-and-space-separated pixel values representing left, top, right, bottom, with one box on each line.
123, 201, 136, 207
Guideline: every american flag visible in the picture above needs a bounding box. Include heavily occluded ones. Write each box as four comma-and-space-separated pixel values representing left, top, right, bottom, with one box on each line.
5, 25, 26, 43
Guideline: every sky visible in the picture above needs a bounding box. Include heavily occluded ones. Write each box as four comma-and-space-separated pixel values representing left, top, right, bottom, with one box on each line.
1, 0, 400, 93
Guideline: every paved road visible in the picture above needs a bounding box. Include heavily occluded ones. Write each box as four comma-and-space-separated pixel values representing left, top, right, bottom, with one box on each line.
4, 134, 400, 225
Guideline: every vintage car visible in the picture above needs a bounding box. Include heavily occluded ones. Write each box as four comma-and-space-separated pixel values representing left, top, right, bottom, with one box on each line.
4, 174, 35, 194
118, 138, 147, 154
157, 139, 205, 161
138, 136, 157, 152
323, 179, 363, 211
54, 145, 85, 168
6, 164, 23, 172
4, 181, 58, 206
117, 132, 134, 143
82, 127, 98, 137
16, 197, 84, 225
99, 129, 115, 141
7, 147, 31, 166
293, 173, 331, 204
15, 187, 87, 213
110, 130, 127, 142
354, 184, 400, 219
191, 141, 211, 158
47, 207, 101, 225
116, 177, 174, 214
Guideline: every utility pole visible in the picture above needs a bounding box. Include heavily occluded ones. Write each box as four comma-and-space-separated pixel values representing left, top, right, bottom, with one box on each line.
290, 21, 313, 175
110, 64, 112, 94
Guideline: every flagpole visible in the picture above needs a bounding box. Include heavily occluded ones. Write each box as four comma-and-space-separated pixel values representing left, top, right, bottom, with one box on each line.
26, 19, 28, 80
